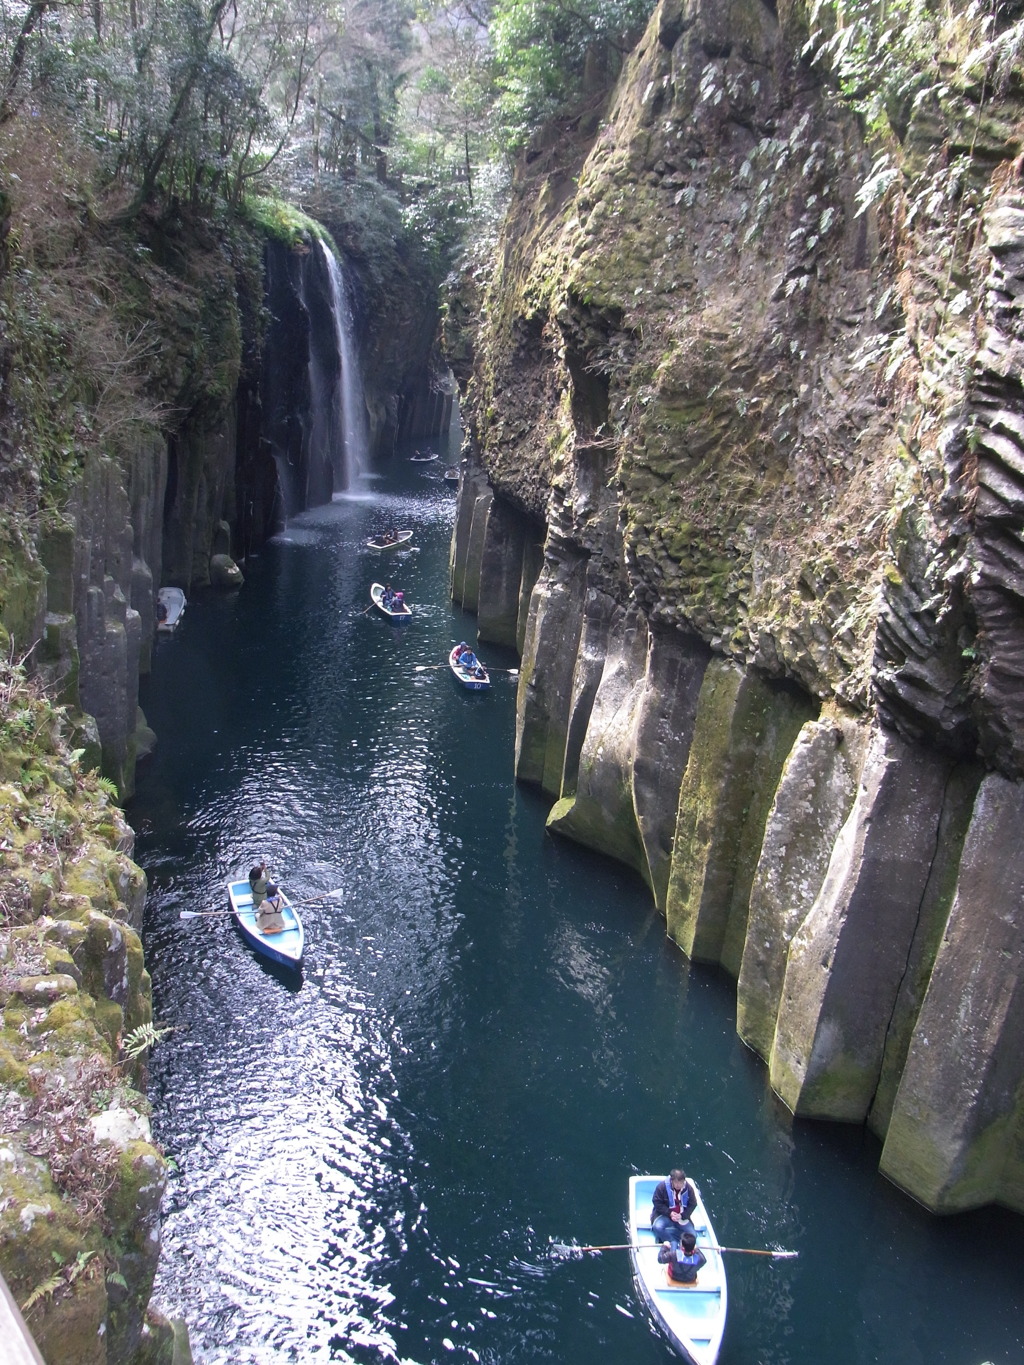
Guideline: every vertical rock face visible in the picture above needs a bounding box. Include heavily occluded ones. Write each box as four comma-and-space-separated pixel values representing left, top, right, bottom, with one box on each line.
880, 774, 1024, 1212
446, 0, 1024, 1212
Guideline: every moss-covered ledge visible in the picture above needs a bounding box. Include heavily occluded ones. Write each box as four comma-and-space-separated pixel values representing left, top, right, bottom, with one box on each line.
0, 651, 190, 1365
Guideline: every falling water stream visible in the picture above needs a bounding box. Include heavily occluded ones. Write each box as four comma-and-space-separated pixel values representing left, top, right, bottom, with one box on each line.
132, 454, 1024, 1365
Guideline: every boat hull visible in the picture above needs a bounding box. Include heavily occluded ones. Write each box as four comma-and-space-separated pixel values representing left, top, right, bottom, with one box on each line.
449, 648, 490, 690
628, 1176, 727, 1365
371, 582, 412, 623
227, 880, 304, 968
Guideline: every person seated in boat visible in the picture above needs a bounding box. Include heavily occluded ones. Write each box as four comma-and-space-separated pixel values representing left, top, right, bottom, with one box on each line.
659, 1231, 706, 1284
393, 591, 405, 610
156, 599, 168, 624
380, 529, 396, 544
257, 882, 286, 933
249, 863, 268, 911
458, 646, 478, 671
651, 1168, 699, 1246
382, 583, 395, 608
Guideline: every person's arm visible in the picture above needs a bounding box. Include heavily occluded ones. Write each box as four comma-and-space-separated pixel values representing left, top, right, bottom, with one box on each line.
651, 1181, 669, 1220
694, 1249, 707, 1273
657, 1244, 672, 1263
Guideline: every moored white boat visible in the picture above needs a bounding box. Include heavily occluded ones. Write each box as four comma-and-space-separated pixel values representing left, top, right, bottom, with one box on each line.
628, 1175, 727, 1365
449, 645, 490, 691
371, 581, 412, 623
366, 530, 413, 551
227, 879, 304, 969
156, 586, 186, 631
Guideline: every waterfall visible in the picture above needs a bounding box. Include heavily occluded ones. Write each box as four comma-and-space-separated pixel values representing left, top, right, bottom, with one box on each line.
317, 238, 368, 490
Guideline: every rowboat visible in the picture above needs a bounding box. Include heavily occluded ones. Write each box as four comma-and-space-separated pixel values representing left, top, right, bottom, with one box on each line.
628, 1175, 727, 1365
366, 530, 413, 551
156, 586, 186, 631
442, 467, 459, 484
226, 879, 304, 969
449, 645, 490, 691
409, 452, 438, 463
371, 582, 411, 624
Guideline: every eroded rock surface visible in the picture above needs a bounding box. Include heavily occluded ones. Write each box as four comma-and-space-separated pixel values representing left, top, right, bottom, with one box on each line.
446, 0, 1024, 1211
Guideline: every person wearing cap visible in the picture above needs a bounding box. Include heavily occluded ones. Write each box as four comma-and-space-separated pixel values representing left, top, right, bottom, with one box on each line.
658, 1230, 706, 1284
651, 1168, 699, 1246
257, 882, 285, 933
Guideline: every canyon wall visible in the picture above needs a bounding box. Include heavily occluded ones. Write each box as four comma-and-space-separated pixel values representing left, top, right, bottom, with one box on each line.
446, 0, 1024, 1213
0, 198, 445, 1362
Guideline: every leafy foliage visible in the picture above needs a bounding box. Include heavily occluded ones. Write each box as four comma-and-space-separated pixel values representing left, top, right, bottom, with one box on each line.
489, 0, 652, 149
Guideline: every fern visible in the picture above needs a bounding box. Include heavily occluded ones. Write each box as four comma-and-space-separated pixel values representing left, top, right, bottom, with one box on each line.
121, 1022, 175, 1061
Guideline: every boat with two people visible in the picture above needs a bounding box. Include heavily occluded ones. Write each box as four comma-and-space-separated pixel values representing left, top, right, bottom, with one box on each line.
366, 529, 414, 551
627, 1174, 727, 1365
156, 586, 186, 631
449, 643, 490, 691
226, 877, 304, 969
371, 582, 412, 624
409, 451, 439, 463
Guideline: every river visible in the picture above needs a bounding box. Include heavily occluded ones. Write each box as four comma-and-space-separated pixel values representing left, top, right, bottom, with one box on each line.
131, 453, 1024, 1365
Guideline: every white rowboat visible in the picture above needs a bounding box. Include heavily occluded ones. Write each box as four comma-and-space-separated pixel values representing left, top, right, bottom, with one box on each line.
628, 1175, 727, 1365
370, 582, 412, 624
366, 530, 413, 551
156, 586, 186, 631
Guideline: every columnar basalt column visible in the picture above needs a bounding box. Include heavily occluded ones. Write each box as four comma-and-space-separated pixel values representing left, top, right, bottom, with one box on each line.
515, 548, 589, 792
880, 772, 1024, 1213
665, 661, 815, 971
547, 601, 649, 874
737, 716, 867, 1061
769, 728, 956, 1121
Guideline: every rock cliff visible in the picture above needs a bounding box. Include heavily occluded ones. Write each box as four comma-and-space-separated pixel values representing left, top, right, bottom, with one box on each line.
0, 172, 448, 1358
447, 0, 1024, 1213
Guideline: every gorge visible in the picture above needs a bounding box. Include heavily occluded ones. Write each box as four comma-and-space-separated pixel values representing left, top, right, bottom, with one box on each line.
2, 0, 1024, 1358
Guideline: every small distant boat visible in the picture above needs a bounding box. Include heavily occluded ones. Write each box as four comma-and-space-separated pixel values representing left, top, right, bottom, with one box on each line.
449, 645, 490, 691
156, 586, 186, 632
227, 879, 304, 969
442, 467, 460, 484
628, 1175, 727, 1365
409, 452, 439, 463
371, 582, 412, 624
366, 530, 414, 551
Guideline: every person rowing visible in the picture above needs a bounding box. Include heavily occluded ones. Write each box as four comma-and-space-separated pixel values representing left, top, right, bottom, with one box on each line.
659, 1230, 707, 1284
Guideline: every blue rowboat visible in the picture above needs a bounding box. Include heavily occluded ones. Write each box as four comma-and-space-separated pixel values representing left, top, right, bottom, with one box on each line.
449, 645, 490, 691
628, 1175, 727, 1365
371, 582, 412, 624
226, 880, 304, 969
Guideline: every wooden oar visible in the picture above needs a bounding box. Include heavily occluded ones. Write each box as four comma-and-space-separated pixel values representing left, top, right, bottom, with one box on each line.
550, 1241, 797, 1259
413, 664, 520, 676
179, 890, 344, 920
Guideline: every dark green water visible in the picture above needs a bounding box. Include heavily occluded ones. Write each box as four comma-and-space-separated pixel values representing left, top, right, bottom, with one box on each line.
132, 457, 1024, 1365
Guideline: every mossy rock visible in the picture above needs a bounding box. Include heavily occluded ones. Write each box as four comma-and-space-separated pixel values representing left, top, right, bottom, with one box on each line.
0, 1040, 30, 1088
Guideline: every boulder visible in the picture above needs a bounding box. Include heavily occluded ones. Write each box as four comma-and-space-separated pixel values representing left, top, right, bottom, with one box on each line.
209, 554, 244, 589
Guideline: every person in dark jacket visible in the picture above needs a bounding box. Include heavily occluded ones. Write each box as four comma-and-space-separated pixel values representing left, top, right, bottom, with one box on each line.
659, 1231, 707, 1284
249, 863, 268, 911
651, 1169, 699, 1246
